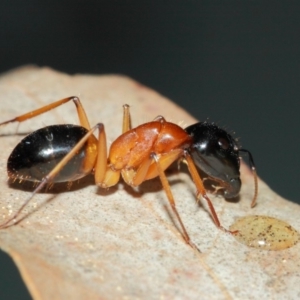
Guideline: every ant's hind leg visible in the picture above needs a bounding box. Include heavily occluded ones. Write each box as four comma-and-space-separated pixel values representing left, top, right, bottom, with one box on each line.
0, 123, 103, 229
0, 96, 91, 130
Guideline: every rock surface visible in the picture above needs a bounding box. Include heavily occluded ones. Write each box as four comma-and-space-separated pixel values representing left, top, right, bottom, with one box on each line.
0, 66, 299, 299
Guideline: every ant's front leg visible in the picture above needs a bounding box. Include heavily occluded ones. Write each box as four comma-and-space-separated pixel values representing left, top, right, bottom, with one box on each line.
184, 152, 238, 235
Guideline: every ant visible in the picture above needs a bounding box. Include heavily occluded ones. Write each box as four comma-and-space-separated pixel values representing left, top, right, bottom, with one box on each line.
0, 96, 258, 250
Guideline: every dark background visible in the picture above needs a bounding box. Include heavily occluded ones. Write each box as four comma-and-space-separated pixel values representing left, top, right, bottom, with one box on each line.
1, 1, 299, 299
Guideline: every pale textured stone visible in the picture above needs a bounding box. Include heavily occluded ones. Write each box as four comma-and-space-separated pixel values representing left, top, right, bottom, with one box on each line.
0, 66, 299, 300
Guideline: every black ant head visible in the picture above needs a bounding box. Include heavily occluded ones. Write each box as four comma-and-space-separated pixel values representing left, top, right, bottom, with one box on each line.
185, 122, 241, 198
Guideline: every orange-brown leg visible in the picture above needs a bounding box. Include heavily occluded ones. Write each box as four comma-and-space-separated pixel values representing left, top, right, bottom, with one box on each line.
122, 156, 153, 186
122, 104, 132, 133
143, 149, 183, 181
150, 153, 200, 251
94, 122, 121, 188
0, 123, 103, 228
184, 152, 237, 234
0, 96, 91, 130
119, 149, 199, 250
95, 104, 133, 188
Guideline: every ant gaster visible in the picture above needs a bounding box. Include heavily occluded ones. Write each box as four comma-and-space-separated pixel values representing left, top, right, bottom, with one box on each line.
0, 96, 258, 250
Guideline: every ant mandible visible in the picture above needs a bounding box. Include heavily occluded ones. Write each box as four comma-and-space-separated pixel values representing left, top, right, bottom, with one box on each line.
0, 96, 258, 250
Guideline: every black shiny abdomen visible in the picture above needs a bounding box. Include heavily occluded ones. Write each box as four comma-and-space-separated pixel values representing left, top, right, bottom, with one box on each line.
7, 125, 90, 182
185, 122, 241, 198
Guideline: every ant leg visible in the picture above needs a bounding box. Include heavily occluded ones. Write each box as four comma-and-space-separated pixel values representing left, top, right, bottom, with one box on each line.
122, 104, 132, 133
0, 123, 102, 228
151, 153, 201, 251
0, 96, 91, 130
184, 152, 238, 234
122, 149, 183, 187
94, 123, 121, 188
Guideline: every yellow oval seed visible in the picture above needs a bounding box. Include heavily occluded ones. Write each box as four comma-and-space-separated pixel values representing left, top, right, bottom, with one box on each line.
230, 215, 299, 250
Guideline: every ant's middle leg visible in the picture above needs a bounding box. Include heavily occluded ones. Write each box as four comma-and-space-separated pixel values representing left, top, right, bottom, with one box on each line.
116, 149, 200, 251
0, 96, 91, 130
150, 153, 200, 251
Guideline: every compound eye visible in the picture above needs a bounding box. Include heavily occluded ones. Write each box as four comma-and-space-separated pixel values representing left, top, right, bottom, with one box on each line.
218, 137, 229, 150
